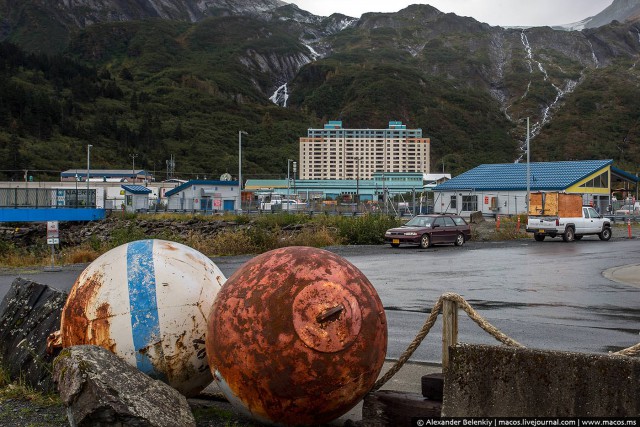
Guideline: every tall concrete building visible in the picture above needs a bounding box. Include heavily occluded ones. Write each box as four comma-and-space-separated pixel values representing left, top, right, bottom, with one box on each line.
299, 121, 430, 180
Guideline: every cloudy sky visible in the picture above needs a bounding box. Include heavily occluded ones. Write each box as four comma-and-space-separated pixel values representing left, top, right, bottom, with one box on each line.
287, 0, 614, 27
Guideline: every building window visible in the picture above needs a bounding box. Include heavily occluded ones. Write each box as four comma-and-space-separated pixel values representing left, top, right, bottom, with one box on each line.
579, 170, 609, 188
462, 195, 477, 212
450, 195, 457, 209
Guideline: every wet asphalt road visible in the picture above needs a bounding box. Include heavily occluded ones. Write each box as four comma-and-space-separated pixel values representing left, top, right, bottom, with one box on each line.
1, 237, 639, 364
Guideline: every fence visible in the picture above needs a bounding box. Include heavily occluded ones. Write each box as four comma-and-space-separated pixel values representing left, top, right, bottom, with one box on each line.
0, 188, 96, 208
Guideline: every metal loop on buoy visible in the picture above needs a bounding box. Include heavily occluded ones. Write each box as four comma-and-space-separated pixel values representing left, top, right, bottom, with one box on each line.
316, 304, 344, 323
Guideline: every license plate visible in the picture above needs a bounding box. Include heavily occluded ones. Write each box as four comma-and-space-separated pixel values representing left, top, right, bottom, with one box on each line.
392, 239, 400, 244
538, 229, 545, 233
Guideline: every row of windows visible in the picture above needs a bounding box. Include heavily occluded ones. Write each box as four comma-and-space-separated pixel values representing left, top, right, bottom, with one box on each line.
307, 132, 424, 137
579, 171, 609, 189
450, 195, 478, 211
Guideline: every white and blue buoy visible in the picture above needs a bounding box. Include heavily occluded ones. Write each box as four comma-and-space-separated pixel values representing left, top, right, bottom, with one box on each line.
59, 239, 225, 396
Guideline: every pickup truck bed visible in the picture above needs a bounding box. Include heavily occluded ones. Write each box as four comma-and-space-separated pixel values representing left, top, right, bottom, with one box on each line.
526, 205, 612, 242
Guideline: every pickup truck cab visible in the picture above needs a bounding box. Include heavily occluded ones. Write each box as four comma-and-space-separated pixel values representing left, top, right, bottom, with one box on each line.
526, 205, 612, 242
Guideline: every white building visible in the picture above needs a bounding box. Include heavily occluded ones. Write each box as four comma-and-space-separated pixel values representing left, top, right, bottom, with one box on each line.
165, 180, 240, 212
121, 185, 152, 213
299, 121, 430, 180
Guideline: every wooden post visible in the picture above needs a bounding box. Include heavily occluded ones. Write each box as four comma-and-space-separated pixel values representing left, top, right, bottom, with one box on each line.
442, 299, 458, 371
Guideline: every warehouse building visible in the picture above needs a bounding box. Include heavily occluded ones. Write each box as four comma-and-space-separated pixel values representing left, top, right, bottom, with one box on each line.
432, 159, 638, 217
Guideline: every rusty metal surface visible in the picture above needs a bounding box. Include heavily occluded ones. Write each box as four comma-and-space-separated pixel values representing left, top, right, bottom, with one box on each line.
60, 239, 225, 396
293, 282, 362, 353
206, 246, 387, 425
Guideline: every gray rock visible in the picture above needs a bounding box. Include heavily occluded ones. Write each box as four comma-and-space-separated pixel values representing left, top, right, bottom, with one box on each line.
0, 278, 67, 392
469, 211, 485, 223
53, 345, 196, 427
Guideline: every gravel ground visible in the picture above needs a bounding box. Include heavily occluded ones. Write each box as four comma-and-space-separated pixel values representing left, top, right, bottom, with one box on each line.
1, 220, 637, 426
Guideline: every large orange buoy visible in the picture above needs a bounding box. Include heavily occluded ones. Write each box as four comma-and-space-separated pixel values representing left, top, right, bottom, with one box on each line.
206, 246, 387, 425
58, 239, 225, 396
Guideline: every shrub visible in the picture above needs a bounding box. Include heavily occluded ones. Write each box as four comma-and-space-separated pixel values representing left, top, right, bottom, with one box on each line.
334, 214, 402, 245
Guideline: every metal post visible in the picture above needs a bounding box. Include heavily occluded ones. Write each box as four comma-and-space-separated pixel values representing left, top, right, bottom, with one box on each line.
526, 117, 530, 214
412, 187, 416, 216
287, 160, 290, 200
239, 131, 247, 191
356, 157, 360, 208
130, 153, 138, 182
239, 131, 247, 212
287, 159, 293, 202
86, 144, 92, 207
293, 161, 297, 198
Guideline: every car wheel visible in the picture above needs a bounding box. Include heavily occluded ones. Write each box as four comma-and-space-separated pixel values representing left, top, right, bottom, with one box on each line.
574, 235, 583, 240
599, 227, 612, 241
419, 234, 430, 249
562, 227, 575, 242
534, 233, 545, 242
454, 233, 465, 246
391, 243, 400, 248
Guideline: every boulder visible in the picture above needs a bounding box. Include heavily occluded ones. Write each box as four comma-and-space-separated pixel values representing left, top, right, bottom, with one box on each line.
53, 345, 196, 427
469, 211, 484, 223
0, 278, 67, 392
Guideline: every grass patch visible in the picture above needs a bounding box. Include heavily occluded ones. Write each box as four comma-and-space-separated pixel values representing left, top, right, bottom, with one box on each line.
493, 216, 529, 240
0, 361, 60, 407
191, 405, 234, 421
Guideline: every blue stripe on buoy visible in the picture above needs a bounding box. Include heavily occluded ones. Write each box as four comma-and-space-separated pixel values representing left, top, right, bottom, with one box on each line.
127, 240, 163, 377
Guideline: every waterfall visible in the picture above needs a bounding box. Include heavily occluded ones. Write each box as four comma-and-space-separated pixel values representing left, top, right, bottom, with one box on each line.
587, 40, 600, 68
269, 83, 289, 108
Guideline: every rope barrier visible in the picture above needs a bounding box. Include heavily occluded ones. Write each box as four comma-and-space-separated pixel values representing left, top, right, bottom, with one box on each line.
372, 292, 639, 391
613, 342, 640, 357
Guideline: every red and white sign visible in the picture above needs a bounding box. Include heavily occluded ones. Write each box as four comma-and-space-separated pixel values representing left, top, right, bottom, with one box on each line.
47, 221, 59, 245
213, 199, 221, 208
484, 196, 489, 205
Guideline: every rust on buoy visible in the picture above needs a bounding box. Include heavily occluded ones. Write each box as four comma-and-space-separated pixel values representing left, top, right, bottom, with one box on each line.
206, 246, 387, 425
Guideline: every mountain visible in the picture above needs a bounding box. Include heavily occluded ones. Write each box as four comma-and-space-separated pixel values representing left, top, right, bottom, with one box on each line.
558, 0, 640, 31
0, 0, 639, 181
586, 0, 640, 28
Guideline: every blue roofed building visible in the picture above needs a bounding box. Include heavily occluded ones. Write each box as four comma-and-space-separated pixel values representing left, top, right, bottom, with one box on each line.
433, 160, 638, 216
121, 185, 152, 213
165, 180, 240, 212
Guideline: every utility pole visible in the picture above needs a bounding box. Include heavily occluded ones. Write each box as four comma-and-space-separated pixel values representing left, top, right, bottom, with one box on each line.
526, 117, 530, 213
130, 153, 138, 183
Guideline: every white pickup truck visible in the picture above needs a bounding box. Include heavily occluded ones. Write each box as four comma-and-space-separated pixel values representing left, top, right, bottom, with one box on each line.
526, 192, 612, 242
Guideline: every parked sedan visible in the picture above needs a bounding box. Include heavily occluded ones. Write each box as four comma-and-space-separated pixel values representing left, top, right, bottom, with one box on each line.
614, 204, 640, 216
384, 214, 471, 248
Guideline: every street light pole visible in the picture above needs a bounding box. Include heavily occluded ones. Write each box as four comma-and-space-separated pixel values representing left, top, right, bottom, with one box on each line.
86, 144, 92, 207
526, 117, 530, 214
239, 131, 247, 212
355, 157, 360, 206
293, 161, 297, 197
239, 131, 248, 189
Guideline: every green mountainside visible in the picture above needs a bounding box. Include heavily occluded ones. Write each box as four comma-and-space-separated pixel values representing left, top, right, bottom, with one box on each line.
0, 1, 639, 181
